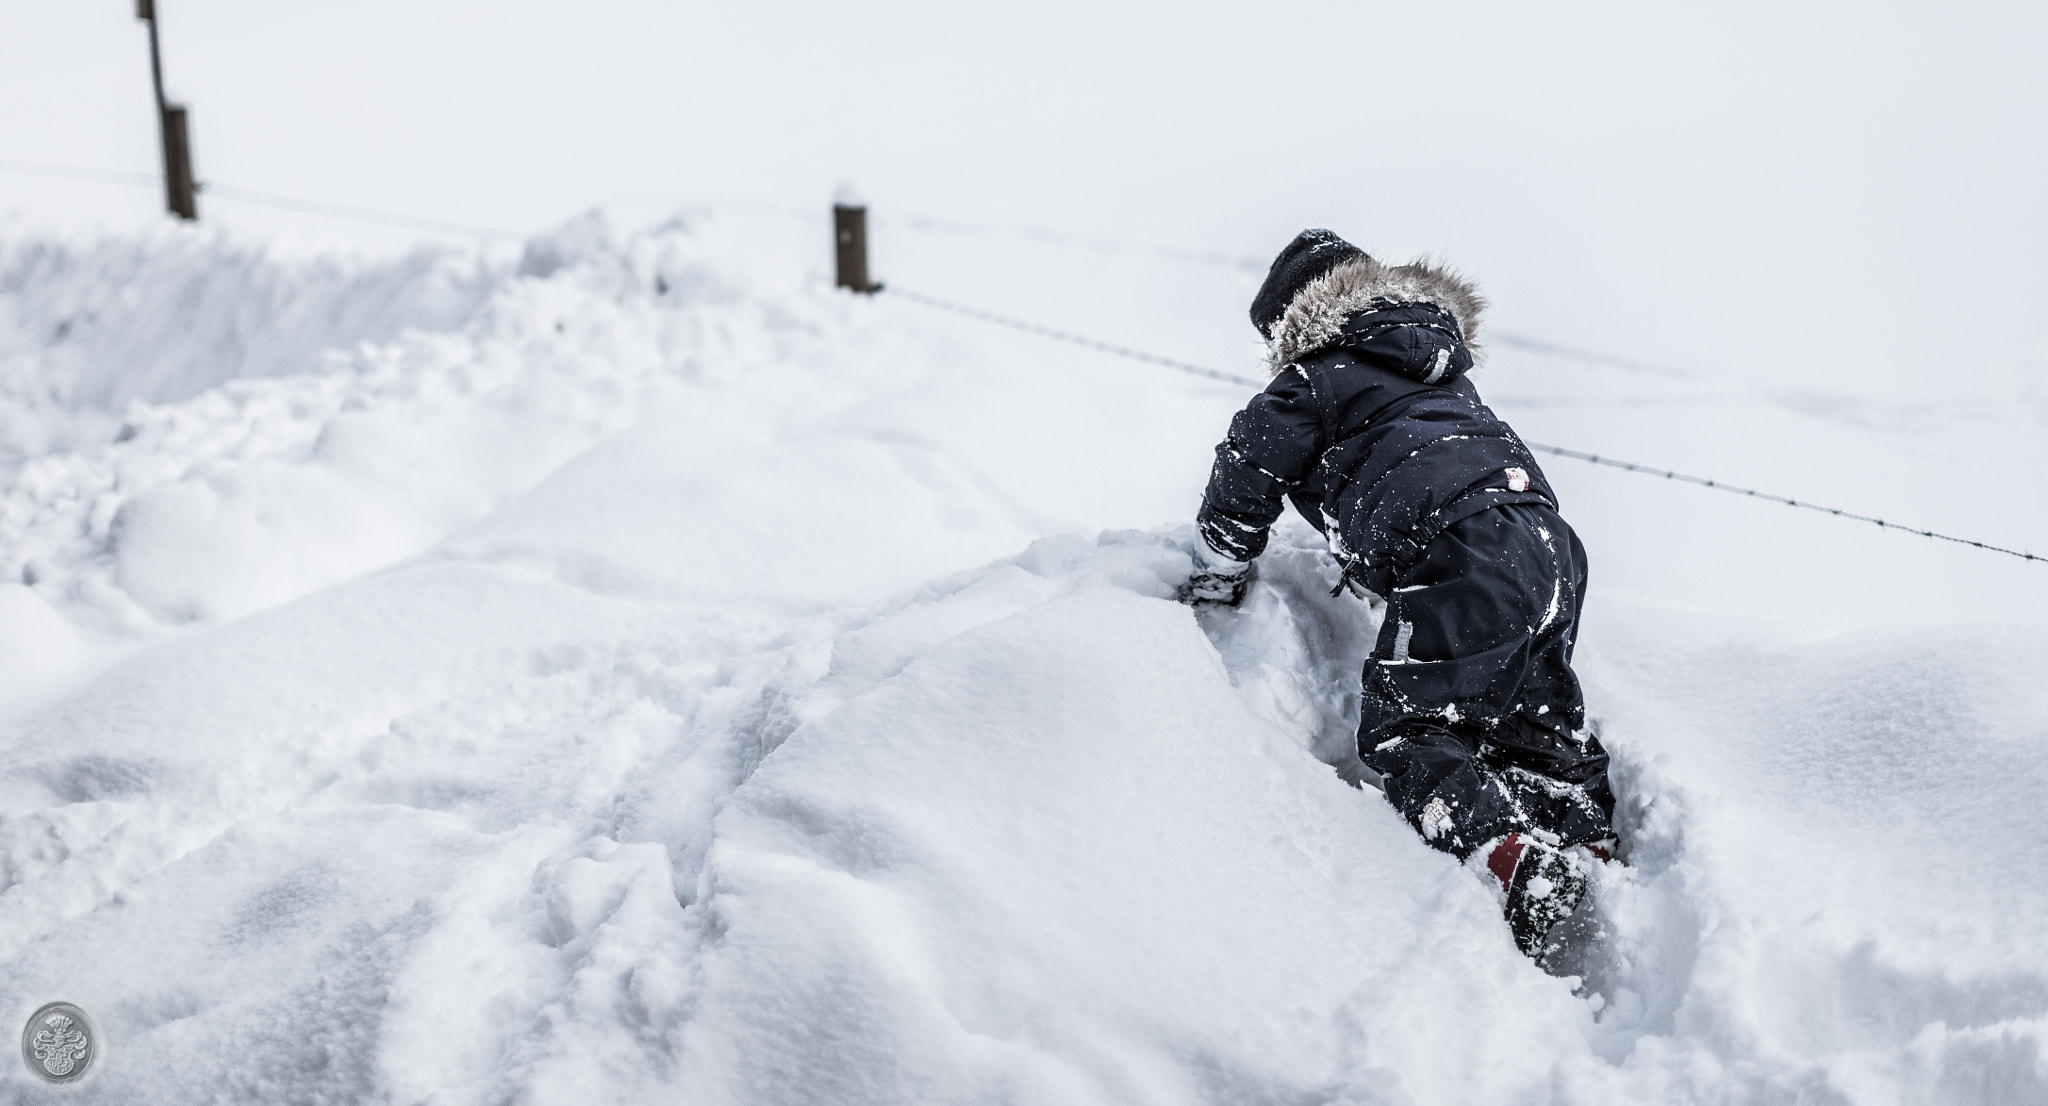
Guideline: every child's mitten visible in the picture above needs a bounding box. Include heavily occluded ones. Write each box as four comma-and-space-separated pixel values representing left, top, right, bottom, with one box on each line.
1177, 545, 1253, 607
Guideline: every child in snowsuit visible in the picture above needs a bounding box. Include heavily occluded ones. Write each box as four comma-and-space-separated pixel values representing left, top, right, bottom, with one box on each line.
1182, 230, 1616, 956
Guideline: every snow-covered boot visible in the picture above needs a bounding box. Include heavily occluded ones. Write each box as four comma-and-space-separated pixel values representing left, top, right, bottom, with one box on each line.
1480, 834, 1594, 957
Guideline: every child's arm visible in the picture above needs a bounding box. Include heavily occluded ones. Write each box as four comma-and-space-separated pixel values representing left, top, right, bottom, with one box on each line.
1195, 367, 1325, 564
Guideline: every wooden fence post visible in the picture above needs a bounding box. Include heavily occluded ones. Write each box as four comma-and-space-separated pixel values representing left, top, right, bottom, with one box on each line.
163, 106, 196, 220
139, 0, 197, 221
833, 186, 875, 293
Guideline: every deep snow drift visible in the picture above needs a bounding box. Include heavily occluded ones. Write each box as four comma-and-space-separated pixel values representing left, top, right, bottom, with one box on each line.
1, 212, 2044, 1104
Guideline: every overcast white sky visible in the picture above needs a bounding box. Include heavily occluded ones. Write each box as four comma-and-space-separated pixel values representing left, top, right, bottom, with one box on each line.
3, 1, 2044, 401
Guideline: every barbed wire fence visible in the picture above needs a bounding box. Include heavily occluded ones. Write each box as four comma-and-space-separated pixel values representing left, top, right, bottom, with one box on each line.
3, 157, 2038, 565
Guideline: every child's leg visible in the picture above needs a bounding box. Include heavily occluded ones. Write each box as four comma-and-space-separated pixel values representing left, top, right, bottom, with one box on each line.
1358, 503, 1612, 857
1481, 715, 1614, 847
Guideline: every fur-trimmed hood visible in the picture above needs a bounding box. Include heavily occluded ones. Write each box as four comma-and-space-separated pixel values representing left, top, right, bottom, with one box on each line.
1265, 256, 1487, 371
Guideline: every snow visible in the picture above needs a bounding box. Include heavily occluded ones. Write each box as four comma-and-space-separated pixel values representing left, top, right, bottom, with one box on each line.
0, 204, 2045, 1105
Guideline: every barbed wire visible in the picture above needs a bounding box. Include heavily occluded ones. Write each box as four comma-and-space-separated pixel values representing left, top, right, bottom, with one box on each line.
0, 159, 523, 240
884, 285, 2043, 566
196, 182, 526, 240
0, 158, 163, 187
886, 287, 1264, 388
1522, 445, 2041, 561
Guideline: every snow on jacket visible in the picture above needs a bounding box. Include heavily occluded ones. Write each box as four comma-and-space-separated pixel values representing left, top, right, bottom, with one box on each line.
1197, 256, 1558, 599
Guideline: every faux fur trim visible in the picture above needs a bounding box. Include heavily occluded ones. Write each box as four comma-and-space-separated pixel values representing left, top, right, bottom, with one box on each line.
1265, 256, 1487, 370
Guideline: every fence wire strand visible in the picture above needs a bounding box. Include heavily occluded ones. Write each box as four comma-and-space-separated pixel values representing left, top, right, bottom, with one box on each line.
885, 285, 2043, 566
886, 287, 1262, 387
0, 159, 523, 240
198, 183, 526, 240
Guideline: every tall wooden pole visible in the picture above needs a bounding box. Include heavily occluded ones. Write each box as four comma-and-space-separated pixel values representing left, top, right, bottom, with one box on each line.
138, 0, 197, 220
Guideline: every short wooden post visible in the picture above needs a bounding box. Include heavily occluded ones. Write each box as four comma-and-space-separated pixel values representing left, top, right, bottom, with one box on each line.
162, 105, 197, 220
833, 187, 875, 293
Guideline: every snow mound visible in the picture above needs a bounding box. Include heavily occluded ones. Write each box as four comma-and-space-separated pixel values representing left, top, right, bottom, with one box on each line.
662, 534, 1589, 1104
1, 213, 2044, 1104
0, 210, 846, 643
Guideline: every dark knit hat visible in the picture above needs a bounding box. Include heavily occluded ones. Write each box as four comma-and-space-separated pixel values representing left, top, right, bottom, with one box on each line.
1250, 229, 1369, 338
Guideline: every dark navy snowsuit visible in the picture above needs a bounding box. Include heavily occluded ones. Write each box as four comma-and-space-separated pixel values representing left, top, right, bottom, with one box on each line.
1198, 297, 1615, 859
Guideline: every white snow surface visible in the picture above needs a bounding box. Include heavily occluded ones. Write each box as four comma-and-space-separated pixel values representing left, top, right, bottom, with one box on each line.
2, 212, 2046, 1105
